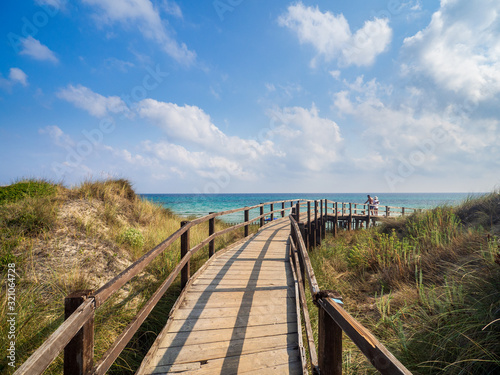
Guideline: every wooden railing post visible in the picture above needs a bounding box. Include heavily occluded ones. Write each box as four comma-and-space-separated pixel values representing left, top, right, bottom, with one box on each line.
386, 206, 390, 217
281, 202, 285, 217
298, 222, 307, 288
320, 199, 324, 240
208, 213, 215, 258
180, 221, 190, 289
334, 202, 338, 237
270, 203, 274, 221
318, 305, 342, 375
323, 200, 327, 239
307, 201, 311, 250
348, 203, 352, 231
244, 208, 249, 237
295, 202, 300, 222
314, 200, 318, 246
367, 204, 371, 228
402, 207, 405, 216
64, 290, 94, 375
260, 204, 264, 227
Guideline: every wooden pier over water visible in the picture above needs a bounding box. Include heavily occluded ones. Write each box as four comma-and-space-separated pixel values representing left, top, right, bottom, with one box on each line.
15, 200, 417, 375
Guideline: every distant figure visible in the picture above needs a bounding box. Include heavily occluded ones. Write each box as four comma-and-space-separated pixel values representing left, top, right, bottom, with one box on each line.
365, 195, 374, 215
373, 196, 380, 216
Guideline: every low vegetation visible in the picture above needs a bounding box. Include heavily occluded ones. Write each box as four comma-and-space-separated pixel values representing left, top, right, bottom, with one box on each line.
0, 178, 252, 374
307, 191, 500, 374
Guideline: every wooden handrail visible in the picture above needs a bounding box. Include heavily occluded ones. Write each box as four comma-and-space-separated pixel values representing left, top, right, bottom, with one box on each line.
317, 298, 411, 375
14, 299, 95, 375
290, 216, 320, 298
290, 240, 319, 374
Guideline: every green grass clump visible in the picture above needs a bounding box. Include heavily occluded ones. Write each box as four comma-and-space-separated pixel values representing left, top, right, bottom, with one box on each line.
0, 179, 57, 204
119, 227, 145, 250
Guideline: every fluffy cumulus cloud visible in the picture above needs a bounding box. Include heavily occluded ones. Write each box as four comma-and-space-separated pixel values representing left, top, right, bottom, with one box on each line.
278, 2, 392, 67
267, 104, 343, 172
0, 68, 28, 90
332, 76, 500, 182
9, 68, 28, 86
39, 125, 74, 148
19, 36, 58, 63
57, 84, 129, 118
82, 0, 195, 65
136, 99, 278, 159
402, 0, 500, 102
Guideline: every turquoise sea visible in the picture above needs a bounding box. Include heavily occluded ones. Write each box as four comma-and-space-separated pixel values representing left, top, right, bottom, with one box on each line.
140, 193, 484, 223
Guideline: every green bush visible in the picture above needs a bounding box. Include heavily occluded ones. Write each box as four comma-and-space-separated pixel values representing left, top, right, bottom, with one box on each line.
0, 180, 57, 204
119, 228, 145, 249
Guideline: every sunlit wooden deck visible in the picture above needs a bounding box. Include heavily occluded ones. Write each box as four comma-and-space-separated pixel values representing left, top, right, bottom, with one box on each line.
137, 218, 304, 374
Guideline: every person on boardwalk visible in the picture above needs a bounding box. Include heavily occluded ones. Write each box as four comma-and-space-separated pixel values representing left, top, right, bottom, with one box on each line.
373, 196, 380, 216
365, 195, 374, 215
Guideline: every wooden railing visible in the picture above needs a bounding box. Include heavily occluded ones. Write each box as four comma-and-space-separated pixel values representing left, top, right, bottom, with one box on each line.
14, 199, 308, 375
288, 205, 413, 375
15, 198, 417, 375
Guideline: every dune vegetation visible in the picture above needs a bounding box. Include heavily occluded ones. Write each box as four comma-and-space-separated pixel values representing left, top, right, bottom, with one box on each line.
307, 191, 500, 374
0, 178, 250, 374
1, 178, 498, 374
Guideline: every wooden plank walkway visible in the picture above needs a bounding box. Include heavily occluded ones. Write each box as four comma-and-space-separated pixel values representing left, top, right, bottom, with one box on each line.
137, 218, 304, 375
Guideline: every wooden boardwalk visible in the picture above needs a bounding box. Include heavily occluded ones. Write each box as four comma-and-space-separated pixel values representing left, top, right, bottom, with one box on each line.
137, 218, 304, 375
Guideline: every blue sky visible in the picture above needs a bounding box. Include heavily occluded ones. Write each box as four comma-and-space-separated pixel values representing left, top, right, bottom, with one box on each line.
1, 0, 499, 193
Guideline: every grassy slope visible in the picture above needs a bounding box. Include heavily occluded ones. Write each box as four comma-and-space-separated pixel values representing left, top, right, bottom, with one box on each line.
0, 179, 248, 374
308, 192, 500, 374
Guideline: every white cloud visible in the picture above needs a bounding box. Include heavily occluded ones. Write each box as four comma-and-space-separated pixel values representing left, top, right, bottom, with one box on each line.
267, 104, 343, 171
19, 36, 58, 63
137, 99, 277, 159
402, 0, 500, 102
9, 68, 28, 87
57, 84, 129, 118
82, 0, 195, 65
329, 70, 341, 80
0, 68, 28, 90
278, 2, 392, 67
39, 125, 74, 147
162, 1, 183, 19
332, 76, 500, 170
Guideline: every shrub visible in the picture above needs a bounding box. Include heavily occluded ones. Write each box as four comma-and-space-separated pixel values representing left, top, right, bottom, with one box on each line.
119, 228, 145, 250
0, 179, 57, 204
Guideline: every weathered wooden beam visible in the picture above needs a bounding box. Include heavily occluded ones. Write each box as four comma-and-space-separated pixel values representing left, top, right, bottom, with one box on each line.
289, 216, 320, 298
244, 208, 249, 237
64, 290, 94, 375
314, 200, 318, 246
92, 246, 194, 375
290, 240, 319, 374
208, 213, 215, 258
307, 201, 311, 250
13, 299, 95, 375
317, 298, 412, 375
348, 203, 352, 231
260, 204, 264, 227
318, 304, 342, 375
180, 221, 190, 289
